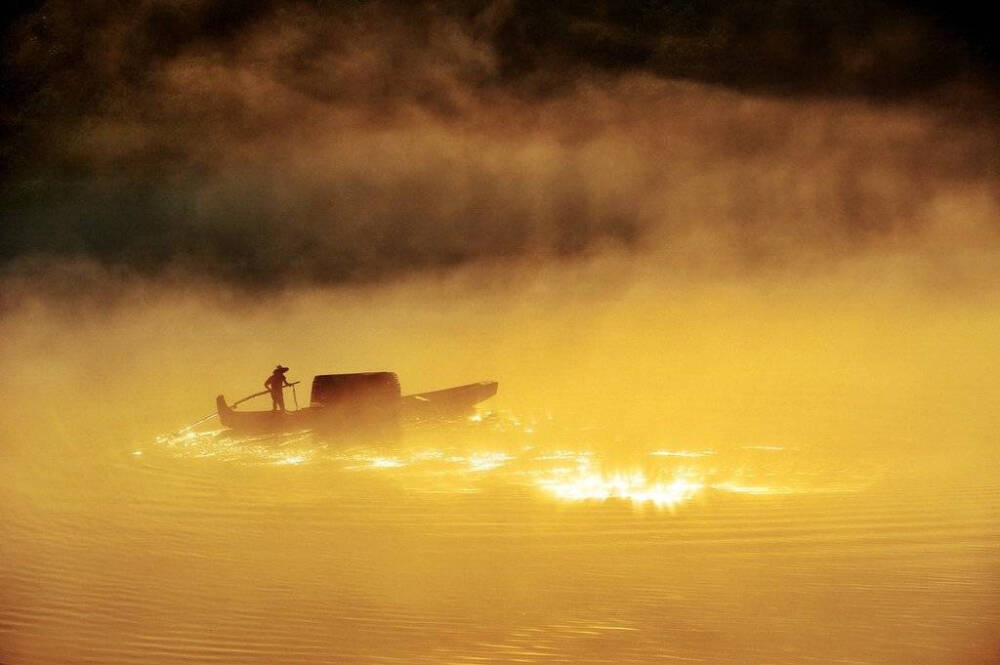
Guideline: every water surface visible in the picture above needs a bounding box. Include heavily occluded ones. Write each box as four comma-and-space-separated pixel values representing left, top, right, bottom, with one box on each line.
3, 413, 997, 664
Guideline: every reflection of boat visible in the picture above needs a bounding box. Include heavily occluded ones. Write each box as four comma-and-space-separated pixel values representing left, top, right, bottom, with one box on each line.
216, 372, 497, 435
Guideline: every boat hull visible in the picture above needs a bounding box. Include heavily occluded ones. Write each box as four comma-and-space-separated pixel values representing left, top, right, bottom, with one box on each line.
401, 381, 498, 419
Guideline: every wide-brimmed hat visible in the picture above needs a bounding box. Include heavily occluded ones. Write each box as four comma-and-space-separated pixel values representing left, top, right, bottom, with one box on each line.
274, 365, 289, 373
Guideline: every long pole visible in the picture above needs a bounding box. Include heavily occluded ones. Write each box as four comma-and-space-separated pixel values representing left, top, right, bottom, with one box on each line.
231, 381, 301, 409
169, 381, 302, 436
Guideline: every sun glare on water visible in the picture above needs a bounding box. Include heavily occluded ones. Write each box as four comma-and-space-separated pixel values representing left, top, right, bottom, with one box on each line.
370, 457, 405, 468
150, 413, 843, 506
275, 454, 309, 466
538, 470, 705, 509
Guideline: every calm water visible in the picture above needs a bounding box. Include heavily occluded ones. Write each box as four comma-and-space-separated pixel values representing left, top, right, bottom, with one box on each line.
2, 413, 998, 664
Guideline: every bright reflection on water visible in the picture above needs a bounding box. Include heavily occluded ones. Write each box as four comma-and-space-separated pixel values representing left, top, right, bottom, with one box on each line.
149, 412, 867, 508
3, 408, 999, 665
538, 470, 704, 508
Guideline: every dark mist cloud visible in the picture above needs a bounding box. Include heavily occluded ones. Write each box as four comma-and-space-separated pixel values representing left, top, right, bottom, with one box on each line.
1, 0, 998, 292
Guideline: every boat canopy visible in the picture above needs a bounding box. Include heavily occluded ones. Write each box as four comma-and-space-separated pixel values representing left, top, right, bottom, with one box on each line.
309, 372, 401, 408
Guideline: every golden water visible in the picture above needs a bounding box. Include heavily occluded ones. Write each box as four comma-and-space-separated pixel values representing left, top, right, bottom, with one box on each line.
3, 271, 1000, 663
3, 410, 998, 664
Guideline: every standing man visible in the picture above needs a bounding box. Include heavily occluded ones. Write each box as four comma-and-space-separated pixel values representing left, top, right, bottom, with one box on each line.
265, 365, 292, 411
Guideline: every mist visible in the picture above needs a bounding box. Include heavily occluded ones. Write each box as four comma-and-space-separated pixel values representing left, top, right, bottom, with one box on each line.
2, 252, 997, 482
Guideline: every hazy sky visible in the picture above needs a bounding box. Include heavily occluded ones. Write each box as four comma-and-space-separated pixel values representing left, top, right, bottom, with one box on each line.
1, 0, 998, 296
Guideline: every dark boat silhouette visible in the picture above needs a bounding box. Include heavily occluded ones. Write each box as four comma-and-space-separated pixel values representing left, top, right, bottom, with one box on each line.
216, 372, 497, 435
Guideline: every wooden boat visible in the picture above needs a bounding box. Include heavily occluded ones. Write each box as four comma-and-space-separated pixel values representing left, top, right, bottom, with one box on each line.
216, 372, 497, 435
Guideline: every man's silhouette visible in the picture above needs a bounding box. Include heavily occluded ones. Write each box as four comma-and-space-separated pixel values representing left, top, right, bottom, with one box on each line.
265, 365, 292, 411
